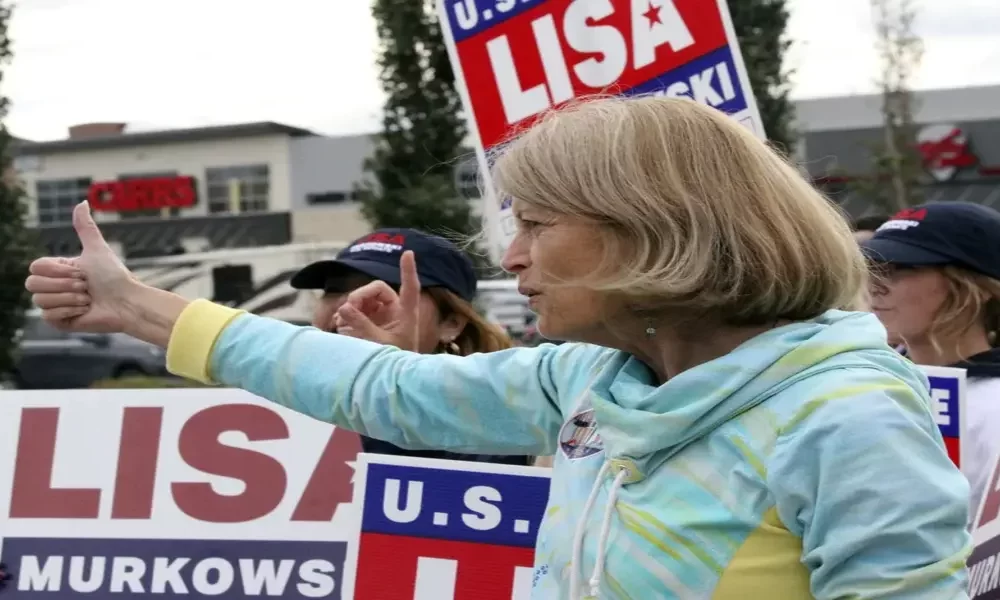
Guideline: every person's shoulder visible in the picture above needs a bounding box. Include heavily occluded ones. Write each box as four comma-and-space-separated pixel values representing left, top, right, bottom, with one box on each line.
767, 357, 935, 436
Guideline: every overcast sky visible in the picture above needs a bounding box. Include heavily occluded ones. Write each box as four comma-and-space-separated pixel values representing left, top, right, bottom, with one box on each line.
7, 0, 1000, 141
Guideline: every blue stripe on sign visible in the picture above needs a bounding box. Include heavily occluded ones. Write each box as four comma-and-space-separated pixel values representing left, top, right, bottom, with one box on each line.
1, 537, 347, 599
443, 0, 547, 43
928, 375, 961, 439
623, 45, 749, 115
361, 463, 550, 548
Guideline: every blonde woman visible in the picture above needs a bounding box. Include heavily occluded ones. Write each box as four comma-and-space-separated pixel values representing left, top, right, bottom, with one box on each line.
28, 97, 969, 599
864, 201, 1000, 514
288, 227, 530, 467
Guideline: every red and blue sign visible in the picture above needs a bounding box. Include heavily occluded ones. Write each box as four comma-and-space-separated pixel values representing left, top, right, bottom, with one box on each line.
436, 0, 763, 260
439, 0, 756, 150
349, 457, 549, 599
970, 451, 1000, 598
924, 366, 966, 468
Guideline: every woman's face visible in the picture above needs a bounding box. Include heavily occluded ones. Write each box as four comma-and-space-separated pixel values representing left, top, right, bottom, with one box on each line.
501, 203, 613, 343
311, 271, 462, 353
869, 264, 949, 344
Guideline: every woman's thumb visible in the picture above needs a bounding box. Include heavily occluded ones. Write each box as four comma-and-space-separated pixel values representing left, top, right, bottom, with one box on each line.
72, 201, 108, 252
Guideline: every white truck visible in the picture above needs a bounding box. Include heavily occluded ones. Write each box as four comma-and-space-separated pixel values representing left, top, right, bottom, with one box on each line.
126, 243, 531, 332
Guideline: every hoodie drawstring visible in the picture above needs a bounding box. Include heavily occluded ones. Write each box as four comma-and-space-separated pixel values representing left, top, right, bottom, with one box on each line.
569, 461, 628, 599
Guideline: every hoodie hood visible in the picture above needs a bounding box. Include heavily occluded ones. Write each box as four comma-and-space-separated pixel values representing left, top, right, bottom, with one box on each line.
588, 310, 923, 479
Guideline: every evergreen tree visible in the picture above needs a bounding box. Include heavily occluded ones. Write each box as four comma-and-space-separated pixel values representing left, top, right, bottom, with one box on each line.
357, 0, 474, 239
727, 0, 797, 154
0, 0, 36, 380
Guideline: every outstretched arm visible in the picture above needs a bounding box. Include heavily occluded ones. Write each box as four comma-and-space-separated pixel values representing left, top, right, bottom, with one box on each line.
167, 299, 575, 456
25, 205, 574, 457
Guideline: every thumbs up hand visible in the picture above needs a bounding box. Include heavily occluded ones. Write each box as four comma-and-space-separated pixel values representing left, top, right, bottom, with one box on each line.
25, 202, 138, 333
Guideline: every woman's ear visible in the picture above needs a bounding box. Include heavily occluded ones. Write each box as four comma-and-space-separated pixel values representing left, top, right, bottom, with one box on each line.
438, 311, 469, 345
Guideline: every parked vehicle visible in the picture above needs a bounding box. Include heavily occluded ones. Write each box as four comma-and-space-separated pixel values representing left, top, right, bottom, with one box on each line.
13, 313, 169, 389
127, 242, 533, 332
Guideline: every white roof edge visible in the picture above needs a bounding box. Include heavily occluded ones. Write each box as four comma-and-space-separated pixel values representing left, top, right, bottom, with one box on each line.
794, 84, 1000, 132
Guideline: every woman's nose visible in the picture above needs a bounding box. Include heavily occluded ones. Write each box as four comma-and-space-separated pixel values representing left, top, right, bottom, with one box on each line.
500, 234, 530, 273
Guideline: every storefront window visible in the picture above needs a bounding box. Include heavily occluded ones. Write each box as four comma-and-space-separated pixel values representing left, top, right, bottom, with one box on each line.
205, 164, 270, 214
36, 177, 91, 226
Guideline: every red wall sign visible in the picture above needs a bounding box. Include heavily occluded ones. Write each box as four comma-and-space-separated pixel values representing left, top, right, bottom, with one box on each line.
88, 176, 197, 212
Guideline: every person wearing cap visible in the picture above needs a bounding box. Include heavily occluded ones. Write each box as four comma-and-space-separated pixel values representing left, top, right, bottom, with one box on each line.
290, 228, 531, 467
863, 201, 1000, 514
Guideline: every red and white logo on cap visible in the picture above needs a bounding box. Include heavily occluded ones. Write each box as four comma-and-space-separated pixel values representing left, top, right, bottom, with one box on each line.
878, 208, 928, 233
349, 232, 406, 254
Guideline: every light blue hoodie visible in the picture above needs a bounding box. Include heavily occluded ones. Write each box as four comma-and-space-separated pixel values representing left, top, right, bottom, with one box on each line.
168, 301, 972, 599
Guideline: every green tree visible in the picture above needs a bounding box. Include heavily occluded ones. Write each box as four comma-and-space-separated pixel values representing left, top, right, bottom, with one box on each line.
849, 0, 924, 212
0, 0, 36, 380
357, 0, 475, 239
727, 0, 797, 154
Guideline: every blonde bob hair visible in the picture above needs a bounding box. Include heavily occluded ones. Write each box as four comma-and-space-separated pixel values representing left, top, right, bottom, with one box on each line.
490, 95, 867, 326
920, 266, 1000, 355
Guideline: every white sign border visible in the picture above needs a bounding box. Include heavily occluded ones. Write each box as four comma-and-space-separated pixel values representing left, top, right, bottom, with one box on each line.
921, 364, 967, 476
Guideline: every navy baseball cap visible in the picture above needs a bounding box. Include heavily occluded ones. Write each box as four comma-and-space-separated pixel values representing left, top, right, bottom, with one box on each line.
290, 228, 477, 301
861, 202, 1000, 281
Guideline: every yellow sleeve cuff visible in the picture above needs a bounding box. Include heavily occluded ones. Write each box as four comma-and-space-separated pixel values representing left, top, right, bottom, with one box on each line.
166, 299, 245, 384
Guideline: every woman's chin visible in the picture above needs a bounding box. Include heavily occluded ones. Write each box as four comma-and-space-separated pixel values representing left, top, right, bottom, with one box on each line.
533, 318, 562, 342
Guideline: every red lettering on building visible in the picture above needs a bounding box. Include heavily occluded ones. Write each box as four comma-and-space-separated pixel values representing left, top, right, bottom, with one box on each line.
88, 176, 197, 212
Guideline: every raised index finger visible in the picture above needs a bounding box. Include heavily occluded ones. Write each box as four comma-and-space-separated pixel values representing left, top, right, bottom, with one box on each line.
398, 250, 421, 316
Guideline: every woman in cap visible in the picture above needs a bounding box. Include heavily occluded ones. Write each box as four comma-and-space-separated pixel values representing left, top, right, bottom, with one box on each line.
864, 201, 1000, 513
290, 227, 531, 467
28, 97, 969, 599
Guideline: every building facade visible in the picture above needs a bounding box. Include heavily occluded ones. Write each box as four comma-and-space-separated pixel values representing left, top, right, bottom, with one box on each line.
796, 84, 1000, 219
13, 122, 378, 257
17, 83, 999, 259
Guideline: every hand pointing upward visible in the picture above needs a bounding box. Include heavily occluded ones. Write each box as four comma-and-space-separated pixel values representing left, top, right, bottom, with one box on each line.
25, 201, 139, 333
334, 250, 423, 351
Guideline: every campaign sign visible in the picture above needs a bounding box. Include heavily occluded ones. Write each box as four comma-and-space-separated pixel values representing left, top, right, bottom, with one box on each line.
922, 365, 967, 468
969, 452, 1000, 598
341, 454, 551, 600
436, 0, 764, 261
0, 389, 362, 598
